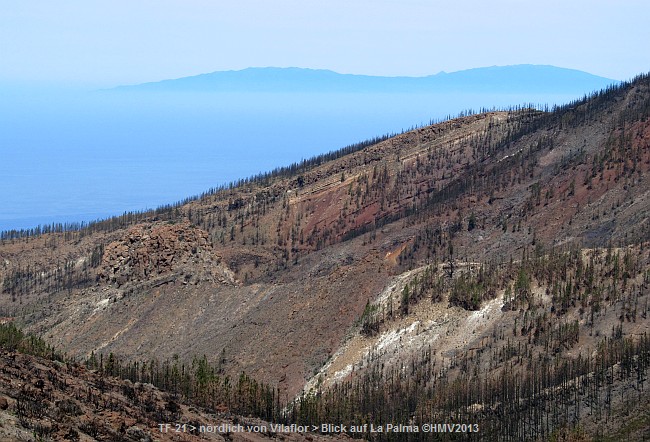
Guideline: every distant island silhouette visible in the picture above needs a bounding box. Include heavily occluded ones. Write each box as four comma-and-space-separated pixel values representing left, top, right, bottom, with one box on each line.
111, 65, 617, 95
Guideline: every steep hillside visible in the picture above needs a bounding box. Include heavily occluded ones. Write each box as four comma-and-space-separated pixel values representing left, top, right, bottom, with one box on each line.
1, 73, 650, 439
0, 343, 353, 442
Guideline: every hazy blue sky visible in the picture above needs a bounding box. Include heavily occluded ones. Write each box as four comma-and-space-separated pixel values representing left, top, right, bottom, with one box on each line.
1, 0, 648, 87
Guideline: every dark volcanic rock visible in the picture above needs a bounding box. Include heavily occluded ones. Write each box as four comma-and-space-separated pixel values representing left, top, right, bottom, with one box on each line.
99, 222, 235, 286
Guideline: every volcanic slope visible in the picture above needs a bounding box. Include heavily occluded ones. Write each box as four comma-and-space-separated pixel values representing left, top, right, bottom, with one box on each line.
0, 341, 355, 442
1, 74, 650, 437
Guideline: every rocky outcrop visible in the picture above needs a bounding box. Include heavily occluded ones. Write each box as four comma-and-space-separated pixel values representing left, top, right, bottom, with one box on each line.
99, 222, 235, 287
